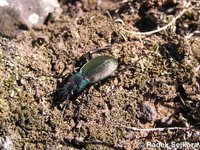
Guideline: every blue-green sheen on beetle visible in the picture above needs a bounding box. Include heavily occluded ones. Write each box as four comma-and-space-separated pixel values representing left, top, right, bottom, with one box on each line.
58, 55, 118, 101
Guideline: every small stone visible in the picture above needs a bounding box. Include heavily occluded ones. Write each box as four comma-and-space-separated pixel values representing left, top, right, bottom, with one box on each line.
17, 78, 26, 86
0, 136, 13, 150
0, 0, 9, 7
0, 0, 61, 38
139, 101, 157, 123
0, 7, 22, 38
161, 117, 173, 126
9, 90, 14, 98
192, 38, 200, 62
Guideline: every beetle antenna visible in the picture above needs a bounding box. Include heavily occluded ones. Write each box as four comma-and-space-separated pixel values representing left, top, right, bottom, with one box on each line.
87, 45, 112, 59
89, 45, 112, 53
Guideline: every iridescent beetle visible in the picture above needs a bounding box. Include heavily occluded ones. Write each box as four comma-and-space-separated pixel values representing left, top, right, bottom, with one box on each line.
58, 55, 118, 102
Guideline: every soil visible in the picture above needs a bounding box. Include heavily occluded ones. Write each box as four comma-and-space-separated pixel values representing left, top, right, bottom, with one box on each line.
0, 0, 200, 149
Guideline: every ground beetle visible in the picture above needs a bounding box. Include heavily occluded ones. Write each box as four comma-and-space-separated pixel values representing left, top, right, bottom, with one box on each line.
58, 55, 118, 102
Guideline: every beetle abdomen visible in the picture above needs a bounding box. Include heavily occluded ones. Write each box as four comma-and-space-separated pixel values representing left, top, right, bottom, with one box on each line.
80, 55, 118, 83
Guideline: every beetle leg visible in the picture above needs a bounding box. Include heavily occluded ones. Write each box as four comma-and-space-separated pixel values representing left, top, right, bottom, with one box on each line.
74, 100, 83, 121
61, 103, 67, 120
89, 45, 112, 53
72, 94, 85, 128
61, 94, 71, 120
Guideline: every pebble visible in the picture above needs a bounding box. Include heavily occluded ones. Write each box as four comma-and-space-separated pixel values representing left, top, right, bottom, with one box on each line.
161, 117, 173, 126
0, 136, 13, 150
0, 0, 61, 38
192, 38, 200, 62
139, 101, 157, 123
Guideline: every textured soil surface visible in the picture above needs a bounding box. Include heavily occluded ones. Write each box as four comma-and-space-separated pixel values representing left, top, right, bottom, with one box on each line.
0, 0, 200, 149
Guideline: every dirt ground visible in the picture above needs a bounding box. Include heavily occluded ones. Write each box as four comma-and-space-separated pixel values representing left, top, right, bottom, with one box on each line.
0, 0, 200, 149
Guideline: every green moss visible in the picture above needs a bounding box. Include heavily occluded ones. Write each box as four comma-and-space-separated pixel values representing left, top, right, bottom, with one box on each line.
118, 130, 127, 139
12, 106, 47, 139
0, 98, 9, 113
0, 52, 3, 63
4, 76, 15, 90
0, 98, 10, 127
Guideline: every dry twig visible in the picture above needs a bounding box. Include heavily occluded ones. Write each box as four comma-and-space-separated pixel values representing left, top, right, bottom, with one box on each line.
121, 2, 192, 36
117, 126, 189, 132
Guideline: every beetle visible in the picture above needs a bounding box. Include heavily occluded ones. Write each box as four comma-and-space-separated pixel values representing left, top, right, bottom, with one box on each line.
57, 55, 118, 102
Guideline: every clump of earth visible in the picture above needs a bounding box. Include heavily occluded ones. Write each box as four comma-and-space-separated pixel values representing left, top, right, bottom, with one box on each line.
0, 0, 199, 149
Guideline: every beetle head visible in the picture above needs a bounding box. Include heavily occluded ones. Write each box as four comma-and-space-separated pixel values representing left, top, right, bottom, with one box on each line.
58, 73, 85, 102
